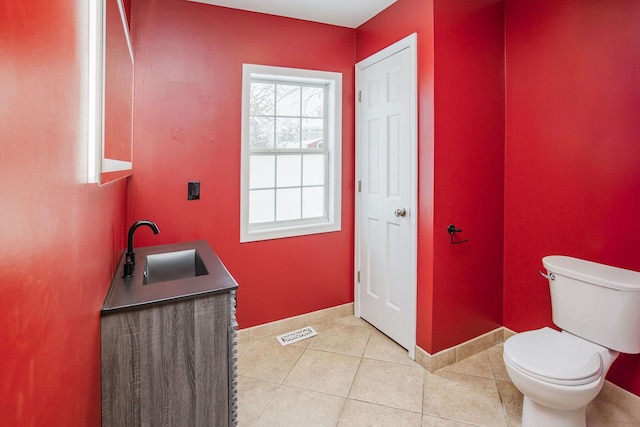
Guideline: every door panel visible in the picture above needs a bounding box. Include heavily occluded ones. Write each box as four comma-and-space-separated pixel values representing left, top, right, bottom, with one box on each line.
357, 41, 416, 354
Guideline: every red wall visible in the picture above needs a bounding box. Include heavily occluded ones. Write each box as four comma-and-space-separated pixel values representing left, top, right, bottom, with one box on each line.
504, 0, 640, 395
431, 0, 505, 352
129, 0, 356, 329
357, 0, 505, 354
0, 1, 129, 425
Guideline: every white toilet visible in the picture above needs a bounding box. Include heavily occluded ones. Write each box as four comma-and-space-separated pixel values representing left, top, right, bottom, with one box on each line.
503, 255, 640, 427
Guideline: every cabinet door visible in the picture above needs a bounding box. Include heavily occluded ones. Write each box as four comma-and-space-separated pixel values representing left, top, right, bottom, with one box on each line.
102, 293, 232, 426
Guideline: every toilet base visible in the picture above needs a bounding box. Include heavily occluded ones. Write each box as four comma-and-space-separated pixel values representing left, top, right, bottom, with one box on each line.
522, 396, 587, 427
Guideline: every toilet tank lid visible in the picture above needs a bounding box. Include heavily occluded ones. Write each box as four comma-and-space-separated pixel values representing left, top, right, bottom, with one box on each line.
542, 256, 640, 291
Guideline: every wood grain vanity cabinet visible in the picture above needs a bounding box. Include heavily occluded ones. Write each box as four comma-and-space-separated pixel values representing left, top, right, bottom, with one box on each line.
101, 241, 238, 426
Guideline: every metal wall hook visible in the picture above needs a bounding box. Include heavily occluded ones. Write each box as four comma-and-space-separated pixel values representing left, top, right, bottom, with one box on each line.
447, 224, 469, 245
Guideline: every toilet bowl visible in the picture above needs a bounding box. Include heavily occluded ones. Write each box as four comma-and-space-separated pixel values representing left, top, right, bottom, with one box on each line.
503, 327, 618, 427
503, 256, 640, 427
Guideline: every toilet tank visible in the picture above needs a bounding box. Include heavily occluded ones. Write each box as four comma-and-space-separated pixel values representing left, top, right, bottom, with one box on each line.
542, 256, 640, 354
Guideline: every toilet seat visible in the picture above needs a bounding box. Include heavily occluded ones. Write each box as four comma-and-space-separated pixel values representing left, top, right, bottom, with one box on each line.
504, 327, 604, 386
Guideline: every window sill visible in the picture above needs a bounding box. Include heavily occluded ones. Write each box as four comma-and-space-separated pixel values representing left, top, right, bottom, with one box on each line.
241, 221, 341, 243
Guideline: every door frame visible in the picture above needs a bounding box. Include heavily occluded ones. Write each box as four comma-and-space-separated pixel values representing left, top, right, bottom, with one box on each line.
354, 33, 418, 358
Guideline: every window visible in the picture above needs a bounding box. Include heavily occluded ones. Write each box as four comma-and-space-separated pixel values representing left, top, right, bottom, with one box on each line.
241, 64, 342, 242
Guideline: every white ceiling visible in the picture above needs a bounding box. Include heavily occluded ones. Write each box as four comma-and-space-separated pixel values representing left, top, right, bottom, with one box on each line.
187, 0, 397, 28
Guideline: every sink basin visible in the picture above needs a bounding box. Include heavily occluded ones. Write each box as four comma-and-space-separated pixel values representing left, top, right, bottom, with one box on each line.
102, 240, 238, 313
143, 249, 209, 284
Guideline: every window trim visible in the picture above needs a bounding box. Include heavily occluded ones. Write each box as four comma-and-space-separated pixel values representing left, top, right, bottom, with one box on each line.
240, 64, 342, 243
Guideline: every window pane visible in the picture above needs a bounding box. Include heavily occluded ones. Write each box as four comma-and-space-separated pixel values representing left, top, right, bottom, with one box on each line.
277, 155, 301, 187
250, 82, 275, 116
249, 189, 275, 223
302, 118, 323, 148
249, 155, 275, 189
302, 86, 324, 118
276, 188, 301, 221
249, 116, 274, 149
276, 117, 300, 149
302, 154, 325, 186
302, 187, 325, 218
276, 84, 300, 116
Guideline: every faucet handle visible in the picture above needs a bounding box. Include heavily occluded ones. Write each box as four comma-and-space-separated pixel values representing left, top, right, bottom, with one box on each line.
123, 261, 134, 279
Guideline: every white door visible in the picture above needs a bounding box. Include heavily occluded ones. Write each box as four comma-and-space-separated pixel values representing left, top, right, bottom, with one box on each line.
355, 34, 417, 357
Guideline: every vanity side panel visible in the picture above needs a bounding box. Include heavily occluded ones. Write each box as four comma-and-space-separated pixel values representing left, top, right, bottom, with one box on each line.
195, 294, 230, 426
229, 290, 239, 426
101, 311, 140, 426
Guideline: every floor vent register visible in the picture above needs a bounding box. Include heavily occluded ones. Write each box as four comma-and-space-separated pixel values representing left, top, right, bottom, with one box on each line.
276, 326, 318, 346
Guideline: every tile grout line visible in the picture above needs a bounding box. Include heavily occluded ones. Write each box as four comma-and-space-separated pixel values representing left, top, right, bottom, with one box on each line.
248, 379, 278, 425
280, 336, 308, 385
251, 334, 310, 425
421, 368, 426, 418
346, 396, 425, 415
334, 327, 372, 424
487, 345, 512, 427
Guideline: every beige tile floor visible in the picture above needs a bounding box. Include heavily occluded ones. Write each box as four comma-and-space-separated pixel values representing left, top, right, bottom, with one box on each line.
237, 315, 640, 426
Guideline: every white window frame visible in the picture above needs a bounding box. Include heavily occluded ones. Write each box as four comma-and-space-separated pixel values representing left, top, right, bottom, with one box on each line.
241, 64, 342, 243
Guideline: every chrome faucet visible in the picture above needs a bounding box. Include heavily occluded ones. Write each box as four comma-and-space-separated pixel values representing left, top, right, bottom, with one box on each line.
123, 220, 160, 278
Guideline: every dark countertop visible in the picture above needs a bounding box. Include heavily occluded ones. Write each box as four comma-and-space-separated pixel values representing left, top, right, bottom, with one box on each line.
101, 240, 238, 313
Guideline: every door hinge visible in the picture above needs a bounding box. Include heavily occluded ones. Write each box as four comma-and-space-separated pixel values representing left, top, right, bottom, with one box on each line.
357, 271, 361, 283
358, 91, 362, 103
358, 180, 361, 193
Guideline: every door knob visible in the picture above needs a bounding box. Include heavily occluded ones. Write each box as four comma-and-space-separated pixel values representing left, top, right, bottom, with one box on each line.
394, 207, 407, 217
